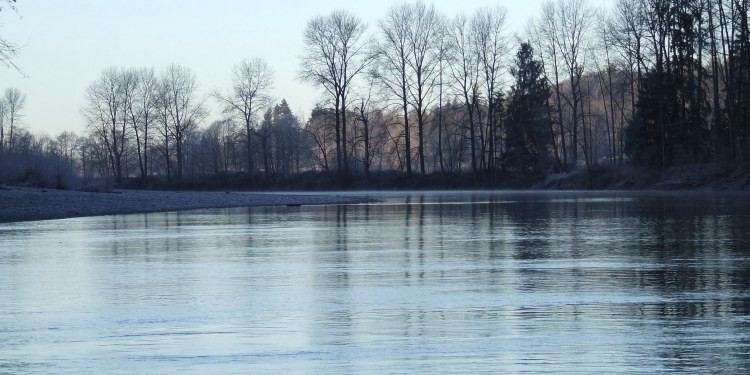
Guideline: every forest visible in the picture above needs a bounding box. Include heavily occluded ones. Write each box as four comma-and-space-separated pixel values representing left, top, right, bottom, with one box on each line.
0, 0, 749, 190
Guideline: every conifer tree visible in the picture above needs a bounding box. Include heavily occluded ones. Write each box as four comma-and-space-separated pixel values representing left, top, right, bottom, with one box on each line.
503, 43, 552, 177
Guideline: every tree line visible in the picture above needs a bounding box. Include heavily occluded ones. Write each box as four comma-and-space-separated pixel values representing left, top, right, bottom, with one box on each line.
78, 63, 308, 187
304, 0, 750, 179
1, 0, 749, 189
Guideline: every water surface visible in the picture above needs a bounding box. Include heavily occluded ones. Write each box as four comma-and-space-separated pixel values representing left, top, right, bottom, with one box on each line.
1, 191, 749, 374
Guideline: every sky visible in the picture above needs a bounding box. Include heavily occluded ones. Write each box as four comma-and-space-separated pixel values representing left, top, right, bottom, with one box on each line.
1, 0, 609, 136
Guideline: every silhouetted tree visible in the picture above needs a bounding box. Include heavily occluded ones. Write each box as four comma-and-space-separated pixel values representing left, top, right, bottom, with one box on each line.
9, 0, 750, 189
376, 2, 415, 176
0, 101, 5, 153
215, 58, 274, 182
300, 10, 371, 175
160, 64, 206, 178
120, 68, 144, 182
446, 13, 480, 174
406, 1, 444, 175
154, 77, 173, 180
530, 2, 567, 168
201, 118, 240, 175
271, 99, 300, 177
472, 5, 508, 173
0, 0, 20, 72
3, 87, 25, 152
626, 70, 677, 167
134, 68, 158, 182
504, 43, 553, 176
305, 105, 336, 171
718, 0, 750, 162
83, 68, 129, 183
354, 95, 373, 178
624, 0, 711, 168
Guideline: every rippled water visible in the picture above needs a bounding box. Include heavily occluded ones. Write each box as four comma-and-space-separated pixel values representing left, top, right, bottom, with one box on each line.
1, 191, 749, 374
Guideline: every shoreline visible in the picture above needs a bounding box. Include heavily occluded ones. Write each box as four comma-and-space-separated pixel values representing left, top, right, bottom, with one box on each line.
0, 187, 367, 224
2, 182, 748, 224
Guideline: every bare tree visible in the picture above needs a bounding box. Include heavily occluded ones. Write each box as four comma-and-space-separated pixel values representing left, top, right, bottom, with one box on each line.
376, 1, 444, 176
53, 130, 78, 168
435, 25, 449, 174
161, 64, 206, 178
215, 57, 273, 182
530, 4, 565, 168
154, 78, 173, 179
355, 98, 372, 178
305, 105, 336, 172
565, 0, 594, 167
3, 87, 24, 152
472, 5, 508, 173
446, 13, 480, 174
258, 107, 273, 176
406, 1, 444, 175
116, 67, 159, 183
300, 9, 371, 175
118, 68, 140, 180
0, 101, 5, 153
376, 3, 414, 175
536, 0, 594, 168
610, 0, 647, 92
0, 0, 21, 72
353, 78, 379, 178
593, 6, 637, 166
136, 68, 158, 181
202, 118, 240, 175
83, 68, 128, 183
605, 0, 647, 164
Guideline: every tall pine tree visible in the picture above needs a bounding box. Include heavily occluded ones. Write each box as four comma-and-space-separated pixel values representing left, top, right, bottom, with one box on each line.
626, 0, 709, 168
503, 43, 553, 177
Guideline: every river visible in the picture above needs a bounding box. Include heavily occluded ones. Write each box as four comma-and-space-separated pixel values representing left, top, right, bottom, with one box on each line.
1, 191, 749, 374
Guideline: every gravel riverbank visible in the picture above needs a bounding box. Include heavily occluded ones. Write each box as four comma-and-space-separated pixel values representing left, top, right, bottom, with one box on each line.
0, 187, 365, 223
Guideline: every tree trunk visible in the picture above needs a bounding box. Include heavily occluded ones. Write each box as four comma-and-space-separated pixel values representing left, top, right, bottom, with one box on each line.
341, 92, 349, 175
402, 78, 412, 176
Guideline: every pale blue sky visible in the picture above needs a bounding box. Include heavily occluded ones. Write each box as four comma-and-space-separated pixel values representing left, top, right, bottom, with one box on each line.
2, 0, 608, 135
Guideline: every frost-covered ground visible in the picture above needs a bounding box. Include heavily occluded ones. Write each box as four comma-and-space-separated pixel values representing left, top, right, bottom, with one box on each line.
0, 187, 366, 223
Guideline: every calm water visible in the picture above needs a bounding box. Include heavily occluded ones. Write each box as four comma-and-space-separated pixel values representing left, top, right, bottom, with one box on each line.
1, 191, 749, 374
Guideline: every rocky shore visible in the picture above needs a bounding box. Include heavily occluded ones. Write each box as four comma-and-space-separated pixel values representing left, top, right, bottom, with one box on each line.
0, 187, 365, 224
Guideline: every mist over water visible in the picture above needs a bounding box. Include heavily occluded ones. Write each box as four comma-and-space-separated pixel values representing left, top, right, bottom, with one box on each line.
1, 191, 749, 374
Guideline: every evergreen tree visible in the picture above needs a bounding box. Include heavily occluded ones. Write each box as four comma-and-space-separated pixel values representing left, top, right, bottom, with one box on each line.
503, 43, 552, 177
626, 0, 709, 168
625, 70, 677, 167
271, 99, 300, 176
728, 9, 750, 162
